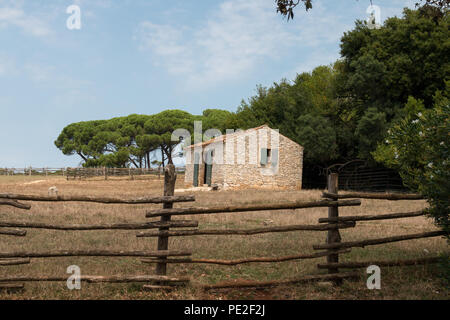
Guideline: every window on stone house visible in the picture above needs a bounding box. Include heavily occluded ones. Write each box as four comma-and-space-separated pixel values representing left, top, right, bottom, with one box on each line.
260, 148, 271, 166
260, 148, 278, 167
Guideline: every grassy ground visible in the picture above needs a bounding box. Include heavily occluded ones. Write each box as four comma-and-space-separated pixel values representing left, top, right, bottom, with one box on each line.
0, 175, 448, 300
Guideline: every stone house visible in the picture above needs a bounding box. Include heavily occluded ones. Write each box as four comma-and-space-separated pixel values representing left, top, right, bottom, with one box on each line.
184, 125, 303, 190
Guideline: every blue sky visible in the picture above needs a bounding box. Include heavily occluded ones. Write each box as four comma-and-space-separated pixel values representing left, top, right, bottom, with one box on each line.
0, 0, 417, 167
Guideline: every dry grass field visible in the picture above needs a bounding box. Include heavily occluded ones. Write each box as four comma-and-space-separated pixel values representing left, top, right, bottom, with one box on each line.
0, 175, 448, 300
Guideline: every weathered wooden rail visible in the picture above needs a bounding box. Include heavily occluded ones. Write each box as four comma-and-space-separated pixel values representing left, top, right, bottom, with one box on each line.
0, 193, 195, 204
0, 220, 198, 231
137, 222, 355, 238
145, 199, 361, 218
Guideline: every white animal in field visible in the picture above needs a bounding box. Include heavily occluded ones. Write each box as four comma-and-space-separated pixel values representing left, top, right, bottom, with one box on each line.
48, 186, 58, 197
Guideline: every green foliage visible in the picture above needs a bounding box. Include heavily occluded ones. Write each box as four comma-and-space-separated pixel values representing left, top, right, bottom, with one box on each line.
202, 109, 233, 132
275, 0, 450, 20
228, 64, 359, 166
295, 114, 338, 164
55, 109, 231, 167
55, 114, 157, 168
276, 0, 312, 20
144, 110, 194, 164
373, 88, 449, 233
355, 108, 387, 160
339, 9, 449, 118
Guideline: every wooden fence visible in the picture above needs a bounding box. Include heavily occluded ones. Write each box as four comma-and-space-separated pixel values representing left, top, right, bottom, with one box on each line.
0, 169, 447, 293
0, 168, 66, 177
0, 167, 185, 181
0, 180, 195, 292
315, 174, 447, 281
66, 167, 186, 180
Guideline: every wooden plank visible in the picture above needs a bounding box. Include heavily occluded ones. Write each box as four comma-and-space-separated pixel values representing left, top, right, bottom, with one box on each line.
0, 199, 31, 210
142, 249, 352, 266
313, 230, 447, 250
0, 220, 198, 231
323, 191, 424, 201
0, 283, 24, 292
146, 199, 362, 218
318, 210, 426, 223
0, 193, 195, 204
0, 258, 31, 266
156, 164, 176, 276
317, 256, 443, 269
0, 250, 192, 259
201, 272, 360, 290
0, 275, 190, 284
0, 228, 27, 237
326, 174, 341, 280
137, 222, 355, 238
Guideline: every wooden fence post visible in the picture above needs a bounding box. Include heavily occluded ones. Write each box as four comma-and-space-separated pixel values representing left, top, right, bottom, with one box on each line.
327, 173, 342, 282
155, 164, 176, 276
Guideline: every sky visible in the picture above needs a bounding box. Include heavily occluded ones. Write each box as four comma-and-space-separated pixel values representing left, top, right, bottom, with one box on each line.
0, 0, 417, 168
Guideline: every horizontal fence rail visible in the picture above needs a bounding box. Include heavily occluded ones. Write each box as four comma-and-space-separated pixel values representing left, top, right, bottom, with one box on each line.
0, 220, 198, 231
146, 200, 362, 218
0, 275, 190, 284
0, 250, 192, 259
323, 191, 424, 201
0, 258, 31, 266
137, 222, 356, 238
0, 199, 31, 210
318, 210, 427, 223
0, 284, 24, 291
0, 229, 27, 237
141, 249, 352, 266
313, 230, 447, 250
317, 256, 444, 269
0, 193, 195, 204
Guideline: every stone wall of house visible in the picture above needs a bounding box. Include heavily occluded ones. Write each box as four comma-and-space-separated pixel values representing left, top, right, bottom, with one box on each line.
184, 126, 303, 190
221, 128, 303, 190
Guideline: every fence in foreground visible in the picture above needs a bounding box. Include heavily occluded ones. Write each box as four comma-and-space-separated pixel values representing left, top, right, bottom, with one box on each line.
0, 169, 447, 293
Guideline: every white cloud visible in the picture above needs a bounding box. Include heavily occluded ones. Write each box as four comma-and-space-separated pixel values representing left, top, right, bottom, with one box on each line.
136, 0, 296, 89
136, 0, 350, 90
0, 6, 51, 37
